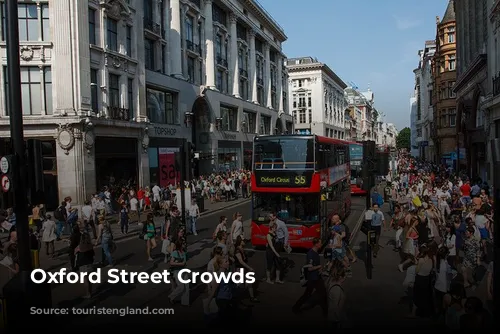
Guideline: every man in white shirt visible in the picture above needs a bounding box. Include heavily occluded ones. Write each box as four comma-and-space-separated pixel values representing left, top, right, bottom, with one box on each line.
188, 199, 200, 235
81, 200, 96, 238
152, 184, 161, 202
129, 196, 139, 223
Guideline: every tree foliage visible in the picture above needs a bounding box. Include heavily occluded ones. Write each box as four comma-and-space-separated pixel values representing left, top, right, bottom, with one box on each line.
396, 127, 411, 150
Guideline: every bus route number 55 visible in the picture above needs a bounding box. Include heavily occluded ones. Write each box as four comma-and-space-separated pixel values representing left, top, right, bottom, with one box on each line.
294, 176, 306, 185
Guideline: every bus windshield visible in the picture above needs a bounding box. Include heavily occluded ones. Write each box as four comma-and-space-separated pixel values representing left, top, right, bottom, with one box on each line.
254, 137, 314, 170
252, 192, 319, 225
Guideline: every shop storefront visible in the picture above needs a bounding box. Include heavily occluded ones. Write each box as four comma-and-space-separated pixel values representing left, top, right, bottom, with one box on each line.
217, 140, 241, 172
148, 124, 191, 186
95, 137, 139, 190
148, 137, 184, 187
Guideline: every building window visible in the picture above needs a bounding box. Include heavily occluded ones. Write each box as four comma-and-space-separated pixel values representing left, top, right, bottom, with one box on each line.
259, 115, 271, 134
107, 18, 118, 51
449, 54, 456, 71
90, 69, 99, 113
216, 70, 223, 91
185, 15, 194, 42
449, 109, 456, 127
41, 4, 50, 41
89, 8, 96, 45
145, 38, 155, 70
308, 109, 312, 123
257, 87, 264, 105
447, 26, 455, 43
126, 26, 132, 56
19, 67, 41, 115
187, 57, 195, 83
146, 88, 179, 124
108, 74, 120, 107
144, 0, 153, 20
448, 81, 456, 98
212, 3, 226, 25
243, 111, 255, 133
239, 79, 248, 100
5, 67, 46, 115
220, 105, 237, 131
17, 3, 39, 41
299, 109, 306, 123
43, 67, 52, 115
440, 84, 447, 100
128, 78, 134, 119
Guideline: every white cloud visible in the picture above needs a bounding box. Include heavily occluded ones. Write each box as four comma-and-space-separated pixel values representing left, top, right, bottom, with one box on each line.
393, 15, 421, 30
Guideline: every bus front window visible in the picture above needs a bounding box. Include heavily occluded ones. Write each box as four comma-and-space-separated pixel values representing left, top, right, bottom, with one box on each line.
252, 193, 319, 225
253, 137, 314, 170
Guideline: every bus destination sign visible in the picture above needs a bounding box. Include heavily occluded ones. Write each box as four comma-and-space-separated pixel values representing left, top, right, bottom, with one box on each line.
254, 171, 313, 187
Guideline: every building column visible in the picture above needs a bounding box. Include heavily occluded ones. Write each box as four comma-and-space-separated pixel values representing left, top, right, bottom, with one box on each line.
229, 13, 240, 98
248, 29, 257, 103
264, 43, 272, 108
52, 0, 75, 115
169, 0, 184, 78
277, 54, 283, 112
204, 0, 216, 88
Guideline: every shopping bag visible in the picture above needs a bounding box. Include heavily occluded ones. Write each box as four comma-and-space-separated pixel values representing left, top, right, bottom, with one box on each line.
161, 238, 171, 254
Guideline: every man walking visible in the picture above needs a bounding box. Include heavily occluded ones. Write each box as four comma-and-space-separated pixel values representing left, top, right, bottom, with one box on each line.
292, 237, 327, 316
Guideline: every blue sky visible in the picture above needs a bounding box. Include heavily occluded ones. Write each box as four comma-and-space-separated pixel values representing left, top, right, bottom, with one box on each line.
257, 0, 450, 131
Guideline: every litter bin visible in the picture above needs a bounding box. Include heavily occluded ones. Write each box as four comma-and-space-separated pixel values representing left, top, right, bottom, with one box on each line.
196, 189, 204, 213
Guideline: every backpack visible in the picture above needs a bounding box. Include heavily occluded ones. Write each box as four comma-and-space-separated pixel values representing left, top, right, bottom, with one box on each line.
54, 206, 65, 221
78, 231, 93, 253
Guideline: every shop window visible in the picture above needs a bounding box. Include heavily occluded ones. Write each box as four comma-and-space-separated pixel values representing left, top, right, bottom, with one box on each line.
220, 105, 237, 131
146, 88, 179, 124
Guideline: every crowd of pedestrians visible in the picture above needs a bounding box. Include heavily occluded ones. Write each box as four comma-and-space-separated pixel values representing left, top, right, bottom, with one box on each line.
383, 153, 494, 330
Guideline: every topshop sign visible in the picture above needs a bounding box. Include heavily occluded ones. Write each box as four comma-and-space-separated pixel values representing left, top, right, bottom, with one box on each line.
152, 126, 178, 137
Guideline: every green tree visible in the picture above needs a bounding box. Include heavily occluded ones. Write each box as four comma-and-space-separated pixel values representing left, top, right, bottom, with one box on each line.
396, 127, 411, 150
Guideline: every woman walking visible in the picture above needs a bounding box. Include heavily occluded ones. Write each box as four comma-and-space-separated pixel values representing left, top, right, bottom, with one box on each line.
95, 215, 114, 267
41, 214, 57, 258
143, 213, 157, 261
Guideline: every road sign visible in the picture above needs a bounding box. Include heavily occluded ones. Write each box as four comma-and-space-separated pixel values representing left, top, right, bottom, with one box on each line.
0, 156, 8, 174
1, 175, 10, 192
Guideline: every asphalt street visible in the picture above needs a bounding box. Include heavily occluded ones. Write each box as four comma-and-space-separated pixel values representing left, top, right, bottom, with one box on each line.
42, 196, 372, 330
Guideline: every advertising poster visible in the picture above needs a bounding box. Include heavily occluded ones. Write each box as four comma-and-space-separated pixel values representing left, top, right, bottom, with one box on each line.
158, 147, 180, 187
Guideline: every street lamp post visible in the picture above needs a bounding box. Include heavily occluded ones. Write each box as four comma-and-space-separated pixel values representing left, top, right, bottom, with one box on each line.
2, 1, 52, 329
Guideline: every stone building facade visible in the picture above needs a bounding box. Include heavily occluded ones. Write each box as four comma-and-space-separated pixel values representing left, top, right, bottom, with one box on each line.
432, 0, 458, 166
0, 0, 292, 209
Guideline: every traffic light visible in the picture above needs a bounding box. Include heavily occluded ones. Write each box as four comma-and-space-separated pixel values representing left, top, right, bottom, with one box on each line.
376, 151, 390, 176
363, 140, 376, 171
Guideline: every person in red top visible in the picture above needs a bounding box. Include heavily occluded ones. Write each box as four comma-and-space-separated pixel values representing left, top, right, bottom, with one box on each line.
137, 187, 145, 211
460, 180, 472, 206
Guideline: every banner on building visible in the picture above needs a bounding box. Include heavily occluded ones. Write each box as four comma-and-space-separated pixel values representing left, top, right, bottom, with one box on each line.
158, 147, 180, 187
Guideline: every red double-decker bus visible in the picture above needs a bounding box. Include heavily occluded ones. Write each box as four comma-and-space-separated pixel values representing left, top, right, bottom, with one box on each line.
250, 134, 352, 249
